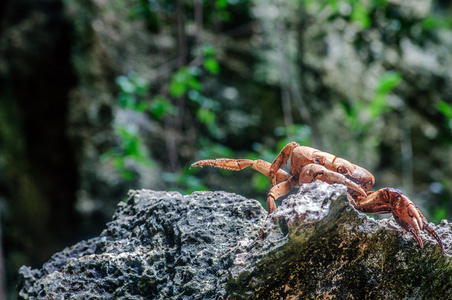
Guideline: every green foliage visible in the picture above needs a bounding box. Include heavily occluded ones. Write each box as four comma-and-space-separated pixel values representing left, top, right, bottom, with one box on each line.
349, 0, 371, 29
179, 138, 234, 192
106, 40, 225, 189
305, 0, 390, 29
342, 71, 402, 135
150, 95, 177, 120
436, 100, 452, 119
370, 71, 402, 118
433, 206, 448, 223
116, 71, 150, 111
162, 170, 207, 194
170, 67, 202, 98
202, 45, 221, 74
436, 100, 452, 134
275, 124, 311, 151
214, 0, 243, 21
422, 16, 452, 30
101, 125, 154, 180
127, 0, 160, 30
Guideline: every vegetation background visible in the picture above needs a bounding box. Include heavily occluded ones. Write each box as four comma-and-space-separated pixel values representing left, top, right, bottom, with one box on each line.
1, 0, 451, 298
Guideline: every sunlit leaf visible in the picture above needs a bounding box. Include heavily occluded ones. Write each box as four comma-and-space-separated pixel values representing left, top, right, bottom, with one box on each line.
350, 2, 370, 29
204, 57, 220, 74
216, 0, 228, 9
377, 71, 402, 94
436, 101, 452, 120
170, 69, 189, 97
369, 94, 387, 119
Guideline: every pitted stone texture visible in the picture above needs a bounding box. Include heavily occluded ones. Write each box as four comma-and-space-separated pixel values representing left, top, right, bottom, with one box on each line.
228, 181, 451, 299
18, 190, 266, 299
18, 183, 452, 299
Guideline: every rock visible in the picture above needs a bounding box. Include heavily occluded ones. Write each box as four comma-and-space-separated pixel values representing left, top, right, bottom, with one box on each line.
18, 190, 267, 299
228, 182, 452, 299
18, 182, 452, 299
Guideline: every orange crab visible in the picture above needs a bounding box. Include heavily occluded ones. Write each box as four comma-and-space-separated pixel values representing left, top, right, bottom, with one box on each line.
191, 142, 444, 252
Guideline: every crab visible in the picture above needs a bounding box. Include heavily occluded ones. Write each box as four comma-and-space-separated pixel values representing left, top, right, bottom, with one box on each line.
191, 142, 444, 252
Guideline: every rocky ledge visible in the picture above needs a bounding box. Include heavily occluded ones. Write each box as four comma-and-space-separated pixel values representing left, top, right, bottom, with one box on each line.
18, 181, 451, 299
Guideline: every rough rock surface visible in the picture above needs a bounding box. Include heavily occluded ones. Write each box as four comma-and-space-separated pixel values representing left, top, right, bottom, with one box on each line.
18, 190, 266, 299
18, 182, 452, 299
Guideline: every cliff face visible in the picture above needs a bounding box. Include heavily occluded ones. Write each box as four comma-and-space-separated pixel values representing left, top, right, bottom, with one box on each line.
18, 182, 451, 299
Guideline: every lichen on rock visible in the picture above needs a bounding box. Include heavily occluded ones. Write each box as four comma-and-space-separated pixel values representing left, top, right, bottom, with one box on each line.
18, 182, 451, 299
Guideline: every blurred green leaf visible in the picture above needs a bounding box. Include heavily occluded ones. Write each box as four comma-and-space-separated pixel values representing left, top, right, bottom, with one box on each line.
216, 0, 229, 9
116, 75, 135, 93
422, 16, 452, 30
170, 67, 203, 98
150, 96, 176, 120
433, 207, 448, 223
369, 94, 387, 119
197, 107, 216, 125
116, 72, 150, 112
202, 45, 216, 56
170, 68, 190, 97
436, 101, 452, 120
204, 57, 220, 74
350, 1, 370, 29
252, 173, 270, 193
376, 71, 402, 94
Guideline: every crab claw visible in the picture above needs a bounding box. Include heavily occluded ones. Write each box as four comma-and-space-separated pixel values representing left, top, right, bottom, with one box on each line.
391, 192, 444, 253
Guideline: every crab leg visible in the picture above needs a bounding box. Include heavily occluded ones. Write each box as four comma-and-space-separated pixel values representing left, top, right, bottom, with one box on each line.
267, 177, 298, 213
269, 142, 300, 186
191, 158, 299, 213
298, 164, 367, 197
190, 159, 292, 183
354, 188, 444, 252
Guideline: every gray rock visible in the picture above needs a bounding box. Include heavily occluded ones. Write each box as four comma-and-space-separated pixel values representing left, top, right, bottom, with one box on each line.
18, 190, 266, 299
228, 182, 452, 299
18, 182, 452, 299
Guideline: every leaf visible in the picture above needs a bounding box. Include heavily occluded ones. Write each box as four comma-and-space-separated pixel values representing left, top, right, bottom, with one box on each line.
377, 71, 402, 94
369, 94, 387, 119
204, 57, 220, 74
150, 97, 176, 120
170, 67, 202, 97
169, 69, 189, 97
422, 16, 452, 30
116, 76, 135, 94
202, 45, 216, 57
350, 2, 370, 29
369, 71, 402, 119
216, 0, 228, 9
436, 101, 452, 120
197, 107, 216, 125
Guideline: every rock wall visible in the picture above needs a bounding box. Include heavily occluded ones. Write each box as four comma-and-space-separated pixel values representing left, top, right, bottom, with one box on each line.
18, 182, 451, 299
